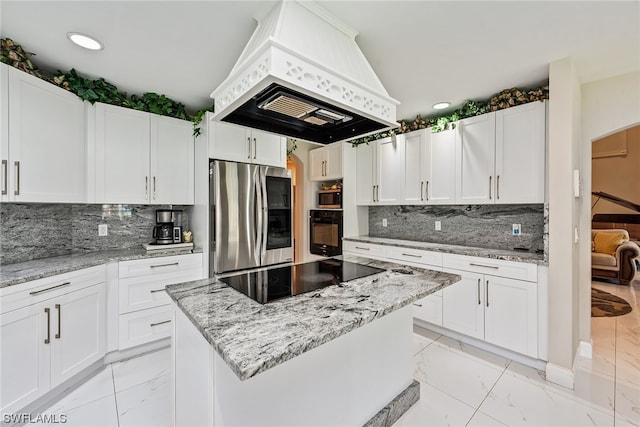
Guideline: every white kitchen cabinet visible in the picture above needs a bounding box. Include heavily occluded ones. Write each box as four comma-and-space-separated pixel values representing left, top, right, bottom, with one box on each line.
310, 143, 343, 181
94, 103, 194, 204
413, 290, 443, 326
1, 65, 86, 203
456, 113, 496, 204
401, 129, 456, 205
0, 266, 106, 414
495, 101, 546, 203
355, 137, 403, 205
209, 120, 285, 168
442, 269, 485, 339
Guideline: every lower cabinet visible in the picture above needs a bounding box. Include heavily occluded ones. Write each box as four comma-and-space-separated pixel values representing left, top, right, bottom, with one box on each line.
442, 269, 485, 339
412, 290, 443, 326
0, 267, 106, 414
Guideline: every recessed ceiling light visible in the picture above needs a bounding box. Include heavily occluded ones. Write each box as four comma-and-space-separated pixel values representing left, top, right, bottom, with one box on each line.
66, 32, 103, 51
432, 102, 451, 110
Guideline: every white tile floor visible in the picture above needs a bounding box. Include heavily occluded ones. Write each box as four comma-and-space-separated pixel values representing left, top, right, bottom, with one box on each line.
29, 279, 639, 427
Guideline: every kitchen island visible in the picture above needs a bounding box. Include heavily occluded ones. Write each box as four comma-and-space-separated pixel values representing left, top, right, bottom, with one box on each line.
166, 255, 460, 426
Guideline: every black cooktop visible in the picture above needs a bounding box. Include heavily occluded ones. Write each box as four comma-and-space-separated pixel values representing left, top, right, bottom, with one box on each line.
219, 259, 385, 304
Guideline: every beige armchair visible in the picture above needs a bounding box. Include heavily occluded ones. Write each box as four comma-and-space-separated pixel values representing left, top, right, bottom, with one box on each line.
591, 229, 640, 285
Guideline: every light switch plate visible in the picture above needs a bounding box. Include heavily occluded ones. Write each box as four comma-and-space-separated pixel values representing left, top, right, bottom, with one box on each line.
435, 221, 441, 231
512, 224, 521, 236
98, 224, 108, 236
382, 218, 388, 227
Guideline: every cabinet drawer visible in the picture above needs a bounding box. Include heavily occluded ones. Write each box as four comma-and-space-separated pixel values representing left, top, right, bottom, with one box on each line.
0, 265, 106, 314
119, 266, 203, 314
387, 246, 442, 268
342, 241, 386, 259
118, 253, 202, 279
442, 254, 537, 282
412, 291, 442, 326
119, 305, 173, 350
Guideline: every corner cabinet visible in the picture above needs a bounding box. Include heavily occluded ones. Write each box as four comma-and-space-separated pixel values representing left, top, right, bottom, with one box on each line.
355, 137, 403, 205
92, 103, 194, 204
1, 65, 86, 203
310, 143, 343, 181
208, 118, 285, 168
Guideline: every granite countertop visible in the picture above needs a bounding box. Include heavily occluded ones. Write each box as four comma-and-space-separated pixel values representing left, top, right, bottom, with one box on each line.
165, 255, 460, 382
344, 235, 547, 265
0, 247, 203, 288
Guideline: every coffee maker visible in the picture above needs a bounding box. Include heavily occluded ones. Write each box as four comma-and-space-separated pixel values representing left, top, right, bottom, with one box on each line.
152, 210, 175, 245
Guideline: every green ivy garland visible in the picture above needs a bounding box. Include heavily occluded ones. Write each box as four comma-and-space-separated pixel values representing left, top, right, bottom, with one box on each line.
0, 38, 212, 136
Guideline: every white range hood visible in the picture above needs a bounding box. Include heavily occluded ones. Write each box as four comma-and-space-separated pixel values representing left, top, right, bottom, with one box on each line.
210, 0, 399, 144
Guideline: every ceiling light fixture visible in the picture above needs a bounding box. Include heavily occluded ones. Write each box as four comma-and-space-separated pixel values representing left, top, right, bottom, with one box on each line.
66, 32, 103, 51
432, 102, 451, 110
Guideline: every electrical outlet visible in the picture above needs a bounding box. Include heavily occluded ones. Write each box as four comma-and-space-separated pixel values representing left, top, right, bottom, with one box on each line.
98, 224, 108, 236
435, 221, 441, 231
512, 224, 521, 236
382, 218, 388, 227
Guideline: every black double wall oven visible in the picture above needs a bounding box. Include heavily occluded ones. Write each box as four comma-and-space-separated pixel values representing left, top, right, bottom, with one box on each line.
309, 209, 342, 256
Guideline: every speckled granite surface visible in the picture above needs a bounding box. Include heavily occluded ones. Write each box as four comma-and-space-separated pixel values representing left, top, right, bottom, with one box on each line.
344, 235, 547, 265
0, 247, 202, 288
165, 255, 460, 381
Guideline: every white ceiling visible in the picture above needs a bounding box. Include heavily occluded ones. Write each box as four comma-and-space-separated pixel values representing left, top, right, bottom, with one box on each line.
2, 1, 638, 122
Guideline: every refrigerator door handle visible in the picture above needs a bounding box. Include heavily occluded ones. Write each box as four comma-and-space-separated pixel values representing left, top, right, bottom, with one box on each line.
254, 166, 263, 267
260, 168, 269, 265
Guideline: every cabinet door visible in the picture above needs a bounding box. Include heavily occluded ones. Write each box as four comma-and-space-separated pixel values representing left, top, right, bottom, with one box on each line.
151, 115, 194, 205
484, 275, 537, 357
209, 121, 249, 163
495, 101, 545, 204
50, 284, 106, 387
402, 131, 427, 204
309, 147, 326, 181
427, 128, 457, 204
324, 143, 343, 181
0, 303, 50, 414
442, 268, 484, 339
413, 291, 443, 326
376, 137, 403, 204
95, 103, 150, 204
8, 67, 86, 202
1, 64, 8, 202
456, 113, 495, 204
251, 130, 285, 167
355, 143, 375, 205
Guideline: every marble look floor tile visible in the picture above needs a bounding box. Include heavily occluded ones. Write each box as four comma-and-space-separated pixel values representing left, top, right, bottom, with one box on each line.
43, 366, 115, 413
413, 337, 507, 408
112, 347, 170, 393
116, 373, 171, 427
28, 394, 119, 427
614, 417, 640, 427
412, 328, 440, 355
480, 367, 614, 426
466, 410, 509, 426
392, 381, 475, 427
614, 380, 640, 426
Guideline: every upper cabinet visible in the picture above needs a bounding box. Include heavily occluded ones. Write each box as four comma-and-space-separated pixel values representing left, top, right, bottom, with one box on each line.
1, 65, 86, 203
456, 113, 496, 204
310, 143, 343, 181
355, 137, 403, 205
401, 128, 456, 205
93, 103, 194, 205
208, 119, 285, 168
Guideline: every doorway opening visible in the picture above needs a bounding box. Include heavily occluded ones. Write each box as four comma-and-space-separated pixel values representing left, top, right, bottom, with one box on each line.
287, 152, 304, 263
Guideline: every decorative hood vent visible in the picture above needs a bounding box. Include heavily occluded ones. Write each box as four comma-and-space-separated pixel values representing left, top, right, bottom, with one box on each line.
210, 1, 399, 144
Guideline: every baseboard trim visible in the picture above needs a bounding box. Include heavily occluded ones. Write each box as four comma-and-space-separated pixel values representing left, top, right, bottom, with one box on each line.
578, 340, 593, 359
545, 362, 574, 389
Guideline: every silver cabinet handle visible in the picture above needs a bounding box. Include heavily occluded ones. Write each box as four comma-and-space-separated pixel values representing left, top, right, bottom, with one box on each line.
375, 185, 379, 202
372, 185, 375, 202
150, 320, 171, 327
150, 262, 179, 269
150, 288, 166, 293
153, 176, 156, 200
489, 176, 492, 200
55, 304, 61, 339
477, 278, 481, 305
486, 280, 489, 307
497, 175, 500, 200
354, 246, 370, 251
253, 138, 257, 159
44, 308, 51, 344
401, 253, 421, 258
145, 176, 148, 200
426, 181, 429, 201
469, 263, 499, 269
1, 160, 7, 195
413, 303, 423, 307
247, 137, 251, 160
30, 282, 71, 296
14, 161, 20, 196
420, 181, 424, 201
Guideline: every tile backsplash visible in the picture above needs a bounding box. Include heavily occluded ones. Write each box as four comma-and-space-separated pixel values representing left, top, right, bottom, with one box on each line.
0, 204, 191, 265
369, 204, 545, 252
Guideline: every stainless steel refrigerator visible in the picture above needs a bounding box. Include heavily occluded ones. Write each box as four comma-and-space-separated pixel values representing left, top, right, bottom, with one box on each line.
209, 160, 293, 275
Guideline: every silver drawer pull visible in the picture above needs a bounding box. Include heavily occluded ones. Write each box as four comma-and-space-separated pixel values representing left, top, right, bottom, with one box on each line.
354, 246, 370, 251
30, 282, 71, 296
1, 160, 7, 195
401, 253, 421, 258
150, 262, 179, 269
413, 303, 423, 307
469, 263, 499, 269
150, 320, 171, 327
150, 288, 166, 294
